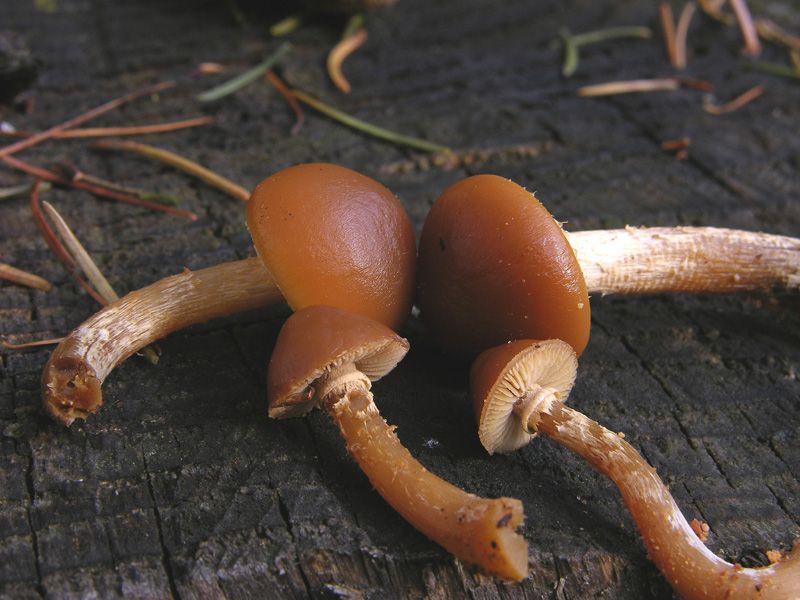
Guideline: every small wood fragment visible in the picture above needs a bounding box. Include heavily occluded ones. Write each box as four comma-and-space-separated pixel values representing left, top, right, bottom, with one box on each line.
690, 519, 710, 542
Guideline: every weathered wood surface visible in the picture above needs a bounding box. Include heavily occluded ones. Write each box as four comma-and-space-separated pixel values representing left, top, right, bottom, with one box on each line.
1, 0, 799, 598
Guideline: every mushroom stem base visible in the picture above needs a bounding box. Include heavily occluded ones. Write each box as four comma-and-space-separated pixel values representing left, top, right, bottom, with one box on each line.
536, 402, 800, 600
42, 257, 283, 425
323, 383, 529, 581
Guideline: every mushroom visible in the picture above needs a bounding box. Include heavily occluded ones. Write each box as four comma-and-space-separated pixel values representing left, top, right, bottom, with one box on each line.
42, 163, 416, 425
417, 174, 800, 361
471, 338, 800, 600
267, 304, 529, 581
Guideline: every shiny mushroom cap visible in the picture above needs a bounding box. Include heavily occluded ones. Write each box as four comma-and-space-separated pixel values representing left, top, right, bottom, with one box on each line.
246, 163, 416, 333
417, 174, 591, 360
267, 305, 409, 419
470, 339, 578, 455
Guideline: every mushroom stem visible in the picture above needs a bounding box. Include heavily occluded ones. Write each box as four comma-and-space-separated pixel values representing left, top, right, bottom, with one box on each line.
567, 226, 800, 296
532, 401, 800, 600
512, 384, 561, 433
318, 366, 529, 581
42, 257, 282, 425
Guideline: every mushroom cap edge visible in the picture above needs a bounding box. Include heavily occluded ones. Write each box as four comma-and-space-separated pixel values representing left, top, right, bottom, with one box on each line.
267, 304, 410, 419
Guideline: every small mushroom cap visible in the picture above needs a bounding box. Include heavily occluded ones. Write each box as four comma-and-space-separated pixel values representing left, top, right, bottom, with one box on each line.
470, 339, 577, 455
267, 305, 409, 419
246, 163, 416, 333
417, 175, 590, 360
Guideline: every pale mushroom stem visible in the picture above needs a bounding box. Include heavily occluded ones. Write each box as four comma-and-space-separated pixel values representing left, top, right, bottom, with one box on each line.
317, 363, 529, 581
43, 257, 283, 425
528, 401, 800, 600
567, 227, 800, 296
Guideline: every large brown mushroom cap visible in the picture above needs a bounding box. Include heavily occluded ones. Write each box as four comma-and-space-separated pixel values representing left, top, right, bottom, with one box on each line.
246, 163, 416, 333
267, 304, 409, 419
417, 174, 591, 360
471, 339, 578, 455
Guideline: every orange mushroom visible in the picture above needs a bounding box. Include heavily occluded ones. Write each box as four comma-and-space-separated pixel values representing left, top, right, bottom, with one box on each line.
417, 174, 800, 361
471, 339, 800, 600
42, 163, 416, 425
246, 163, 415, 333
417, 174, 591, 361
267, 304, 529, 581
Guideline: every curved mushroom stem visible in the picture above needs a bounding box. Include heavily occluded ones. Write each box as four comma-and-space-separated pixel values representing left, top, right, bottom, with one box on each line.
316, 363, 529, 581
567, 227, 800, 296
43, 257, 283, 425
527, 400, 800, 600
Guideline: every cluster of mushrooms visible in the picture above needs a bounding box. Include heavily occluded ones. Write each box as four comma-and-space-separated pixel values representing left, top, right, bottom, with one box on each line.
41, 164, 800, 598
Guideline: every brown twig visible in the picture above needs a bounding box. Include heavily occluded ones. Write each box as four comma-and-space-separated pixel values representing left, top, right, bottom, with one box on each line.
2, 154, 198, 220
0, 262, 52, 291
90, 139, 251, 202
265, 71, 305, 135
0, 116, 215, 140
52, 160, 179, 207
0, 81, 175, 158
3, 338, 64, 350
703, 84, 764, 114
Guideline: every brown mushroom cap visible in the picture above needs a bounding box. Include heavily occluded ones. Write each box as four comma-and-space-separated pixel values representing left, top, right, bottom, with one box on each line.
246, 163, 416, 333
267, 304, 409, 419
470, 339, 578, 455
417, 174, 591, 360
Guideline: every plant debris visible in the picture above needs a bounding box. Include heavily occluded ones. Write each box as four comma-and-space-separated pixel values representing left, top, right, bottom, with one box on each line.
90, 139, 251, 202
196, 42, 292, 103
292, 89, 451, 153
327, 26, 368, 92
703, 84, 764, 114
0, 261, 51, 291
558, 25, 652, 77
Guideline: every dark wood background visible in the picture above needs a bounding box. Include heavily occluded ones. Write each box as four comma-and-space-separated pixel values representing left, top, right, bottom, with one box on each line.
1, 1, 799, 598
